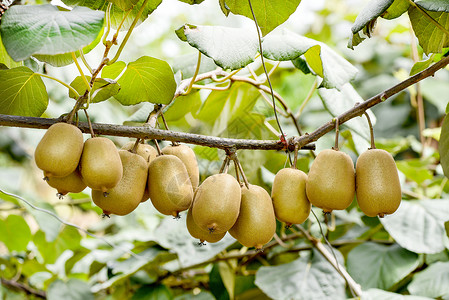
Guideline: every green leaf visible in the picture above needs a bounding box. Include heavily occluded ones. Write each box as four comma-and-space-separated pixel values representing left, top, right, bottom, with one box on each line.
0, 35, 21, 69
0, 214, 31, 252
219, 0, 231, 16
102, 56, 176, 105
131, 284, 172, 300
47, 279, 94, 300
0, 66, 48, 117
382, 0, 410, 19
69, 76, 120, 103
177, 0, 205, 4
439, 114, 449, 177
26, 202, 62, 242
263, 29, 358, 89
0, 5, 104, 61
223, 0, 302, 35
164, 92, 201, 122
415, 0, 449, 12
62, 0, 107, 9
209, 264, 230, 300
109, 0, 139, 11
396, 159, 433, 184
175, 24, 258, 70
218, 261, 235, 299
408, 261, 449, 298
351, 0, 395, 34
380, 200, 449, 254
347, 242, 419, 290
34, 227, 82, 264
110, 0, 162, 30
255, 249, 346, 299
318, 83, 376, 142
410, 56, 434, 76
409, 5, 449, 54
363, 289, 434, 300
172, 53, 218, 80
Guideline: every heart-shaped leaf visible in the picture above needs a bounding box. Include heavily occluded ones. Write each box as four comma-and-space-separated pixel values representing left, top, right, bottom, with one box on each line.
408, 262, 449, 298
176, 24, 259, 70
0, 5, 104, 61
380, 200, 449, 254
263, 29, 358, 89
0, 67, 48, 117
69, 76, 120, 103
415, 0, 449, 12
102, 56, 176, 105
223, 0, 302, 35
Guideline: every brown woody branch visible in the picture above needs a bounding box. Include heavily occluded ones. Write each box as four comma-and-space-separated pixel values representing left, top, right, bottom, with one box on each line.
0, 278, 46, 298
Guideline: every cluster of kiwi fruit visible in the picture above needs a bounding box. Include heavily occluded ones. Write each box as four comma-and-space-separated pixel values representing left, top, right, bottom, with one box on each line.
35, 121, 401, 251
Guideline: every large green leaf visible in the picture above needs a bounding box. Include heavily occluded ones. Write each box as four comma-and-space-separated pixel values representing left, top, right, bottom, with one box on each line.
318, 83, 376, 142
363, 289, 434, 300
0, 66, 48, 117
255, 249, 346, 299
34, 227, 82, 264
109, 0, 139, 11
380, 200, 449, 254
102, 56, 176, 105
347, 242, 419, 290
0, 5, 104, 61
409, 5, 449, 54
69, 76, 120, 103
408, 262, 449, 298
0, 214, 32, 252
110, 0, 162, 30
263, 29, 358, 89
396, 159, 433, 185
47, 279, 94, 300
131, 284, 172, 300
223, 0, 302, 35
0, 35, 21, 69
382, 0, 410, 19
439, 114, 449, 177
415, 0, 449, 12
176, 24, 258, 70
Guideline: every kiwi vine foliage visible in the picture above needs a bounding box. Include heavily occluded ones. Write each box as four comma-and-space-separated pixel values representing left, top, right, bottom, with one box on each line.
1, 0, 449, 299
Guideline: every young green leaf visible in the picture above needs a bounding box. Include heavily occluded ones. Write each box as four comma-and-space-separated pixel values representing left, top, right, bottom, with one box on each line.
110, 0, 162, 30
176, 24, 258, 70
69, 76, 120, 103
0, 67, 48, 117
0, 35, 21, 69
223, 0, 302, 36
0, 214, 32, 252
102, 56, 176, 105
382, 0, 410, 20
0, 5, 104, 61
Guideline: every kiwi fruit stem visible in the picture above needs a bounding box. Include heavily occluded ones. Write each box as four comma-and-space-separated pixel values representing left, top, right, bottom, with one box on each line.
154, 139, 162, 155
219, 156, 230, 174
83, 109, 96, 138
363, 111, 376, 149
131, 138, 141, 154
333, 117, 340, 150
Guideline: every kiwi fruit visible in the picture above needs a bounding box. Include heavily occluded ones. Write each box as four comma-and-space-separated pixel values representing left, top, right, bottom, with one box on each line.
192, 173, 241, 233
92, 150, 148, 216
80, 137, 123, 193
356, 149, 401, 217
186, 207, 226, 243
46, 168, 86, 198
35, 123, 84, 178
229, 184, 276, 250
306, 149, 355, 213
162, 144, 199, 189
271, 168, 311, 225
121, 141, 157, 164
122, 141, 156, 202
148, 155, 194, 217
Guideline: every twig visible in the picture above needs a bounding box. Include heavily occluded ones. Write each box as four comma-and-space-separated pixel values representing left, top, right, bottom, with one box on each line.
0, 189, 142, 260
0, 278, 46, 299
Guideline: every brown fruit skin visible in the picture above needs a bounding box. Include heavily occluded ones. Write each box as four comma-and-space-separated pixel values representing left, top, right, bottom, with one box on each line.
186, 208, 226, 243
46, 168, 86, 196
121, 142, 157, 202
92, 150, 148, 216
192, 173, 241, 233
356, 149, 402, 217
80, 137, 123, 193
148, 155, 194, 217
35, 123, 84, 178
121, 142, 157, 164
229, 184, 276, 250
306, 149, 355, 213
271, 168, 311, 225
161, 144, 199, 189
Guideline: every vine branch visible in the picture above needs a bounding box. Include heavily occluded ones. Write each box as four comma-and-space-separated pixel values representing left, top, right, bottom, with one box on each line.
0, 278, 46, 299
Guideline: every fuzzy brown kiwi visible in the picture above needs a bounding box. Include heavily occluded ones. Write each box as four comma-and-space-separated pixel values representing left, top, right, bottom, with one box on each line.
147, 155, 194, 217
271, 168, 311, 226
306, 149, 355, 213
35, 123, 84, 178
92, 150, 148, 216
356, 149, 401, 217
192, 173, 241, 233
80, 137, 123, 193
229, 184, 276, 250
46, 168, 86, 198
161, 144, 199, 189
186, 208, 226, 243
